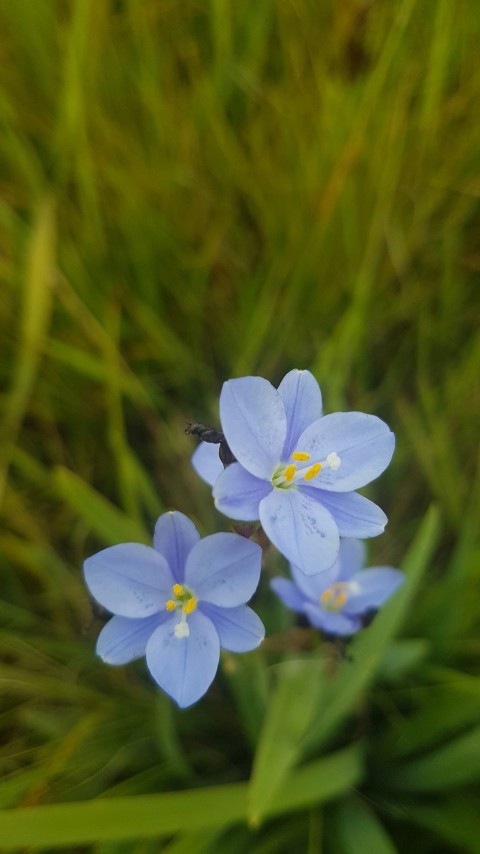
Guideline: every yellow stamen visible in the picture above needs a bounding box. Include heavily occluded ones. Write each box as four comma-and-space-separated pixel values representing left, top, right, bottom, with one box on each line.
304, 462, 322, 480
291, 451, 310, 462
321, 582, 349, 612
165, 600, 176, 612
172, 584, 184, 597
183, 597, 197, 615
284, 464, 297, 482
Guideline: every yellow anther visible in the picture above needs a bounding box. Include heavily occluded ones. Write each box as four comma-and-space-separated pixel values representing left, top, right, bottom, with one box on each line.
321, 582, 349, 612
291, 451, 310, 462
304, 462, 322, 480
172, 584, 184, 597
321, 588, 334, 604
183, 597, 197, 615
284, 464, 297, 482
165, 600, 176, 612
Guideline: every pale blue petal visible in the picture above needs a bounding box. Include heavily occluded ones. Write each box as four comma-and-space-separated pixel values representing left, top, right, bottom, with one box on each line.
96, 613, 168, 664
184, 533, 262, 606
337, 538, 366, 579
259, 488, 339, 575
201, 603, 265, 652
277, 369, 323, 458
213, 463, 271, 521
304, 603, 362, 636
146, 610, 220, 708
294, 412, 395, 492
153, 511, 200, 582
346, 568, 404, 614
191, 442, 223, 487
303, 488, 387, 538
83, 544, 175, 618
289, 539, 365, 599
219, 377, 287, 478
270, 577, 307, 613
290, 559, 341, 599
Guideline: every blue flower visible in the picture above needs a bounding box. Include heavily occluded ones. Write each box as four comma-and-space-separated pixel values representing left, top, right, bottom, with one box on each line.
271, 539, 404, 636
192, 370, 394, 575
83, 511, 264, 708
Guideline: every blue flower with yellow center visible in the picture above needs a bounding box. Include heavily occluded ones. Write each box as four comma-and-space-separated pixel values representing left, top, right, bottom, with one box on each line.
271, 539, 404, 635
83, 512, 264, 708
192, 369, 394, 575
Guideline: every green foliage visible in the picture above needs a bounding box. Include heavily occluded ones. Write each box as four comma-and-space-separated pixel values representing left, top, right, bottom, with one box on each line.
0, 745, 361, 848
248, 658, 325, 823
0, 1, 478, 851
331, 796, 397, 854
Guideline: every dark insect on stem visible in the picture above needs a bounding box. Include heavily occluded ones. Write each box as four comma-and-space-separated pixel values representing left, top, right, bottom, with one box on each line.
185, 422, 237, 467
185, 423, 224, 443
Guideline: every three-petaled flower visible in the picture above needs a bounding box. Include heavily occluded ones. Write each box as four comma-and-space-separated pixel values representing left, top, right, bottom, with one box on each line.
84, 511, 264, 708
192, 369, 394, 575
271, 539, 404, 635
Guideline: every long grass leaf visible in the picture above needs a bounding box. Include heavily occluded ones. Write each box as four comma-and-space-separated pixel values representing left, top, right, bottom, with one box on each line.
332, 795, 397, 854
383, 724, 480, 792
54, 466, 149, 545
0, 197, 56, 507
0, 744, 361, 848
247, 658, 324, 824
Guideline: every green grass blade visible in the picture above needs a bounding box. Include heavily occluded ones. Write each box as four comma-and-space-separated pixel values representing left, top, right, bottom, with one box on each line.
375, 639, 429, 683
375, 675, 480, 760
54, 466, 149, 545
161, 828, 223, 854
0, 197, 56, 507
332, 795, 397, 854
0, 744, 361, 848
385, 795, 480, 854
269, 743, 361, 820
247, 658, 324, 824
222, 650, 268, 748
383, 724, 480, 792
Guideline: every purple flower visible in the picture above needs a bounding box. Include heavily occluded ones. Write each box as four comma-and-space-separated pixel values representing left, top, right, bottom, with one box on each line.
83, 512, 264, 708
192, 370, 394, 575
271, 539, 404, 636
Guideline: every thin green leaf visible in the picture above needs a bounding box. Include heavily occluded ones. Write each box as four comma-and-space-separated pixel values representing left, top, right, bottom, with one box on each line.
222, 650, 268, 748
375, 639, 429, 683
47, 339, 148, 403
248, 658, 325, 824
332, 795, 397, 854
263, 743, 362, 818
0, 744, 361, 848
376, 675, 480, 760
161, 829, 222, 854
54, 466, 149, 546
0, 197, 56, 507
385, 795, 480, 854
383, 724, 480, 792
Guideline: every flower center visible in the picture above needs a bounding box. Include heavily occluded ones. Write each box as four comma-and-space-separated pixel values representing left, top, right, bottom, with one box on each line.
320, 582, 350, 612
271, 450, 341, 489
165, 583, 197, 638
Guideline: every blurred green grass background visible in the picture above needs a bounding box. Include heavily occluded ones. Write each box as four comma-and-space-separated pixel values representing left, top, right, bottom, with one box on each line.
0, 0, 479, 851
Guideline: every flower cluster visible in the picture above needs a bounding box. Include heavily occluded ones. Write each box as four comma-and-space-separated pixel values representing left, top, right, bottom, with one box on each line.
84, 369, 403, 707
